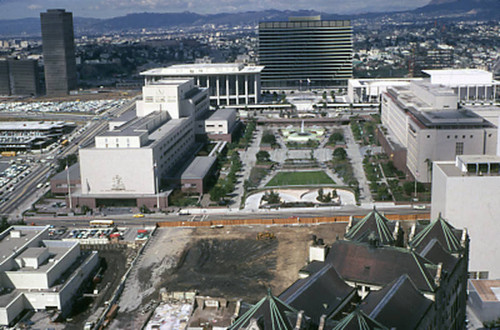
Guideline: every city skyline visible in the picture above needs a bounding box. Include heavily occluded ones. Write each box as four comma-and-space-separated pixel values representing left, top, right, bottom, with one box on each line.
0, 0, 431, 20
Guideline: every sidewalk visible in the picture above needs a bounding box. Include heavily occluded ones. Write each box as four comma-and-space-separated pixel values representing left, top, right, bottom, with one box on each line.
343, 125, 373, 202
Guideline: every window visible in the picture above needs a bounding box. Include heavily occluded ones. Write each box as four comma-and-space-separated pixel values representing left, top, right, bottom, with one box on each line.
455, 142, 464, 156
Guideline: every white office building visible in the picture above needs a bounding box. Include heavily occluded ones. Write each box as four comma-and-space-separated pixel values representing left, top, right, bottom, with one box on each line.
140, 63, 264, 107
422, 69, 499, 105
0, 226, 99, 326
381, 81, 497, 182
431, 155, 500, 279
348, 69, 499, 105
76, 78, 209, 209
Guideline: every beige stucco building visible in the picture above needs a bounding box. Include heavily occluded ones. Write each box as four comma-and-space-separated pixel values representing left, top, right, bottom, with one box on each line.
381, 81, 497, 182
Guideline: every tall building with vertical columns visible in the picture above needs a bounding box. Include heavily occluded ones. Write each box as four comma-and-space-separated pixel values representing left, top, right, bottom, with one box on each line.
140, 63, 264, 107
258, 16, 352, 89
40, 9, 77, 96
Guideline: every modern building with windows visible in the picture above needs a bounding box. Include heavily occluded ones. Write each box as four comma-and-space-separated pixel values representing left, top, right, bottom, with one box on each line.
380, 81, 497, 182
431, 154, 500, 280
258, 16, 352, 89
0, 121, 75, 151
40, 9, 77, 96
75, 78, 209, 209
0, 59, 40, 96
140, 63, 264, 107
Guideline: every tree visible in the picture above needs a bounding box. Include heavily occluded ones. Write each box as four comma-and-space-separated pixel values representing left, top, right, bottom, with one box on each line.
210, 185, 227, 202
331, 189, 338, 198
256, 150, 271, 162
262, 190, 281, 204
0, 217, 9, 232
333, 148, 347, 160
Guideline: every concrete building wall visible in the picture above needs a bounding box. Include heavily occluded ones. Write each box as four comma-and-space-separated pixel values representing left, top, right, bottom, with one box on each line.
381, 93, 409, 147
79, 148, 154, 195
0, 60, 10, 95
0, 293, 26, 326
46, 244, 80, 288
407, 127, 497, 182
7, 59, 39, 96
431, 163, 500, 278
4, 272, 49, 289
95, 135, 144, 149
468, 285, 500, 323
57, 251, 99, 314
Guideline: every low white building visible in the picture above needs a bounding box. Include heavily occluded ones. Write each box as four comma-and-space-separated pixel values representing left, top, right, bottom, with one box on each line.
422, 69, 499, 105
140, 63, 264, 107
381, 81, 497, 182
431, 155, 500, 279
0, 226, 98, 326
76, 78, 209, 209
348, 69, 499, 105
204, 109, 237, 135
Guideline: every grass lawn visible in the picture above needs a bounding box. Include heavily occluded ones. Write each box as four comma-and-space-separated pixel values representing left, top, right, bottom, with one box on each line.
266, 171, 334, 187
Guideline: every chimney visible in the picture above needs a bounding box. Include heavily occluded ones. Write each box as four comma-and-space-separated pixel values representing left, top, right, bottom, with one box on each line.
461, 228, 468, 248
393, 221, 400, 241
294, 310, 304, 329
434, 262, 443, 286
408, 224, 416, 243
346, 216, 353, 233
318, 315, 326, 330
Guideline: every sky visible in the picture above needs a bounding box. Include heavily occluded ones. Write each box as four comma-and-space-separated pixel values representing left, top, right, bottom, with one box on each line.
0, 0, 431, 20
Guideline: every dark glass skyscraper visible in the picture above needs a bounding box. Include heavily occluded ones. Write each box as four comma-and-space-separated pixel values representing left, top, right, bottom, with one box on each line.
40, 9, 77, 96
258, 16, 352, 89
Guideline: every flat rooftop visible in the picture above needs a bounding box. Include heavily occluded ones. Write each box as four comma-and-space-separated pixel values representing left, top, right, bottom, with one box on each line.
207, 109, 236, 121
141, 63, 265, 76
470, 279, 500, 302
413, 80, 457, 98
101, 111, 166, 138
51, 163, 80, 181
411, 109, 493, 129
0, 226, 48, 265
0, 121, 71, 131
181, 156, 216, 180
7, 241, 77, 273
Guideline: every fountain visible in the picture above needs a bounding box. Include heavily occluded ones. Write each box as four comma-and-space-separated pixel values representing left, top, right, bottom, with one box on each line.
281, 120, 325, 143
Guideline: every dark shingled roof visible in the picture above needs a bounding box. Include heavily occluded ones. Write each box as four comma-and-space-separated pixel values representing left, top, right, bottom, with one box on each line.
331, 309, 388, 330
360, 275, 433, 329
326, 240, 437, 293
410, 215, 464, 254
279, 264, 356, 324
345, 209, 396, 246
229, 289, 298, 330
419, 238, 459, 274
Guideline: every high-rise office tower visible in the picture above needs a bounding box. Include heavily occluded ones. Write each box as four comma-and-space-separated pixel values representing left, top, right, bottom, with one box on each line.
8, 59, 40, 96
258, 16, 352, 89
40, 9, 77, 96
0, 60, 9, 95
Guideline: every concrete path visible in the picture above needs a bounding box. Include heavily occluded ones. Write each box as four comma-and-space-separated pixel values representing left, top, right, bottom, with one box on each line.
343, 125, 373, 203
233, 127, 263, 208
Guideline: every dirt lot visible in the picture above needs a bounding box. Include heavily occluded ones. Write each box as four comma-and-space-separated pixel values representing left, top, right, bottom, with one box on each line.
111, 223, 348, 329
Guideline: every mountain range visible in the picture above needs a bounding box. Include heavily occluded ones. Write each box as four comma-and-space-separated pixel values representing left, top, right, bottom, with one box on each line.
0, 0, 498, 37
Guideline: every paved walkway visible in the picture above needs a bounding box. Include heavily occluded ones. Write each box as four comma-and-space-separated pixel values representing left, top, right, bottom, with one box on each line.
343, 125, 373, 203
233, 127, 263, 208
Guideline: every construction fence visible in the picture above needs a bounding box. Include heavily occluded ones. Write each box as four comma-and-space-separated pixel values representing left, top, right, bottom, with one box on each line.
156, 213, 431, 228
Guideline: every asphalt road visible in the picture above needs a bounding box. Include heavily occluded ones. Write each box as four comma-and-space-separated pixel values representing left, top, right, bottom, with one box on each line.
28, 206, 430, 227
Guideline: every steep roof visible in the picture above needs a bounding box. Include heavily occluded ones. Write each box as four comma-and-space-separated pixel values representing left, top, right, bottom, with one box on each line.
344, 209, 395, 246
419, 238, 459, 274
410, 215, 464, 254
326, 240, 437, 293
279, 264, 356, 324
331, 309, 388, 330
360, 275, 433, 329
229, 289, 298, 330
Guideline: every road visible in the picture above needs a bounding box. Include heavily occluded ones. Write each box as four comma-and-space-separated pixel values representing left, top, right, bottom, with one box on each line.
0, 100, 136, 219
28, 206, 430, 227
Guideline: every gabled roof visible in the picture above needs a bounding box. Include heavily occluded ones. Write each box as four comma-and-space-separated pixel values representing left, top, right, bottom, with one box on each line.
331, 309, 388, 330
360, 275, 433, 330
229, 289, 298, 330
410, 215, 464, 254
279, 264, 356, 324
326, 240, 437, 293
419, 238, 459, 274
345, 209, 395, 245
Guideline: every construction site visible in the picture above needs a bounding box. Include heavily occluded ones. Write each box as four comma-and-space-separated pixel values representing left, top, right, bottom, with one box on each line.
108, 213, 427, 329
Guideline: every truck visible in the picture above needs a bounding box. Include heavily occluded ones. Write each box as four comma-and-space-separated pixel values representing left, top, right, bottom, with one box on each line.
1, 151, 16, 157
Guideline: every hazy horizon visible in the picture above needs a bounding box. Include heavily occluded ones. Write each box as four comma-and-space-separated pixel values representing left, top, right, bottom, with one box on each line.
0, 0, 431, 20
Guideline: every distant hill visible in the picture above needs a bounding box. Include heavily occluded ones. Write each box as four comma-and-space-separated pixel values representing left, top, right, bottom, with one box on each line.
0, 1, 498, 38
